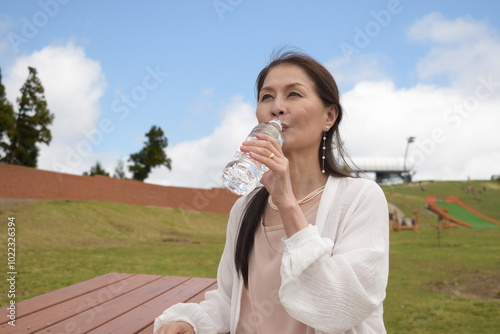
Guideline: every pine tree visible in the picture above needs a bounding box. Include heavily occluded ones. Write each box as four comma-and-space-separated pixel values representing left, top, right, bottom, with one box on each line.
113, 158, 127, 179
83, 161, 109, 176
1, 67, 55, 167
129, 125, 172, 181
0, 68, 15, 159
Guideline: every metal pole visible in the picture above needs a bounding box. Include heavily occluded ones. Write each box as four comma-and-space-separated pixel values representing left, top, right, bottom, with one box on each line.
403, 136, 415, 180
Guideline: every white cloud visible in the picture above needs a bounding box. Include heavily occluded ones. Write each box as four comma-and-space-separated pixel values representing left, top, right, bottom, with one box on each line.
409, 12, 500, 93
4, 43, 107, 174
147, 96, 257, 188
335, 13, 500, 181
408, 12, 492, 44
325, 53, 390, 91
341, 79, 499, 181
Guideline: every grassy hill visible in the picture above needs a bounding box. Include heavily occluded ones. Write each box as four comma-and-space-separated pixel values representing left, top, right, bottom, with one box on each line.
0, 179, 499, 333
0, 200, 228, 304
383, 179, 500, 223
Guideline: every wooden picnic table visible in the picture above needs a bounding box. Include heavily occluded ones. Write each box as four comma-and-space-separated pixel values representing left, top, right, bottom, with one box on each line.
0, 273, 217, 333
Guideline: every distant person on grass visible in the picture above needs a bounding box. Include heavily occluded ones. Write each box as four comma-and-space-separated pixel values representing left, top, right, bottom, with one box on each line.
154, 50, 389, 334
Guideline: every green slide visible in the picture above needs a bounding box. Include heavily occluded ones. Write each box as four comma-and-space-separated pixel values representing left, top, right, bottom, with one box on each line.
436, 201, 500, 229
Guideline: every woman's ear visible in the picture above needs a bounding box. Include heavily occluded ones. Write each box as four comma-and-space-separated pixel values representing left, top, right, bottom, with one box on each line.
325, 105, 338, 129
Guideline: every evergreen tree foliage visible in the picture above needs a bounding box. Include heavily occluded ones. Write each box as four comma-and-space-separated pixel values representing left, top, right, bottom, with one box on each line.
129, 125, 172, 181
0, 66, 55, 167
113, 158, 127, 179
83, 161, 109, 176
0, 68, 15, 155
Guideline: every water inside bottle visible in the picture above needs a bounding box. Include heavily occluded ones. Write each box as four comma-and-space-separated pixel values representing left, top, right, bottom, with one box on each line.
222, 119, 283, 195
222, 152, 260, 195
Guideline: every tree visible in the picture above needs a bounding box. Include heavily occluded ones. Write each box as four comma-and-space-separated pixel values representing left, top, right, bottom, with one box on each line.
128, 125, 172, 181
83, 161, 109, 176
113, 158, 127, 179
0, 66, 55, 167
0, 68, 15, 156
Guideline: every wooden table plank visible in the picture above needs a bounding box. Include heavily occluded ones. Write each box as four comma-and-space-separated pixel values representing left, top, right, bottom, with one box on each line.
39, 275, 191, 333
1, 274, 162, 334
89, 277, 217, 334
137, 282, 218, 334
0, 272, 132, 326
184, 282, 218, 304
0, 274, 217, 334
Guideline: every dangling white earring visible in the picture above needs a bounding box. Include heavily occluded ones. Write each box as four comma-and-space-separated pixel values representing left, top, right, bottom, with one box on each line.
322, 132, 326, 174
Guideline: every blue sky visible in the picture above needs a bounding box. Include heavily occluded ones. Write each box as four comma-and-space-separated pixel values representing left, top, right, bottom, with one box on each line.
1, 0, 499, 188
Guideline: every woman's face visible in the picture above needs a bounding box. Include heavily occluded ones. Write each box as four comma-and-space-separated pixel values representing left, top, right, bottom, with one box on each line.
256, 64, 336, 154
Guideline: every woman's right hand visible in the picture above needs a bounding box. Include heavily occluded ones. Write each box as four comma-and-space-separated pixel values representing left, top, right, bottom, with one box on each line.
154, 321, 195, 334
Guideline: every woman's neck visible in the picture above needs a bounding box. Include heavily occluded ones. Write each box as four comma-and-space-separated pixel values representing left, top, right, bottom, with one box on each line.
287, 156, 328, 199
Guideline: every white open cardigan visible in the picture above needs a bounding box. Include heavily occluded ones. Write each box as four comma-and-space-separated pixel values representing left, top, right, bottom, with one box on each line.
154, 176, 389, 334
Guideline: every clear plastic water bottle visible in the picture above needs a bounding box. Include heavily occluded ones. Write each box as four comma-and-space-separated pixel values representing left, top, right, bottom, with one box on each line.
222, 119, 283, 195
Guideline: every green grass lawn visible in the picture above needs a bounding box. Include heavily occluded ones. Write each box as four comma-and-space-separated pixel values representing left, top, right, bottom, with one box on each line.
0, 179, 499, 333
385, 225, 500, 333
0, 200, 228, 303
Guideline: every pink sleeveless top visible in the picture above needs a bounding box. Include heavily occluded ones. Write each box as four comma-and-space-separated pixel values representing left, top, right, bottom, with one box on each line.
236, 200, 320, 333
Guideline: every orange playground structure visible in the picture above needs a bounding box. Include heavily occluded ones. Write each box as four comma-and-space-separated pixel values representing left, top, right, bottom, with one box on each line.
425, 195, 500, 228
390, 206, 420, 231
